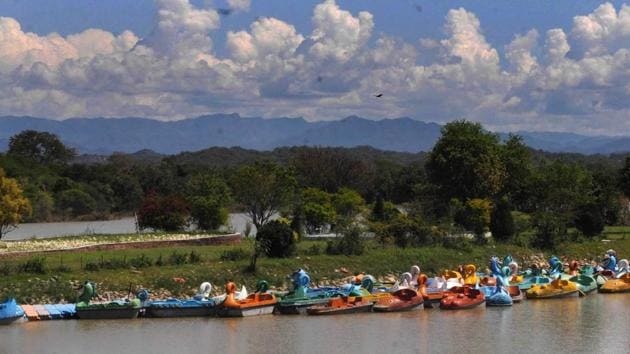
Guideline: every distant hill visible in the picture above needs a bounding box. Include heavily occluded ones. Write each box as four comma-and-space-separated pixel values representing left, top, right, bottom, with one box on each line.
1, 114, 629, 155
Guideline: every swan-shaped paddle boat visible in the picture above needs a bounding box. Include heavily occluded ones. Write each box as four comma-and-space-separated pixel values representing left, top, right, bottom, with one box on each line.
75, 280, 142, 319
0, 298, 25, 325
144, 282, 216, 317
526, 276, 579, 299
276, 269, 344, 314
418, 274, 449, 308
217, 280, 277, 317
480, 276, 513, 306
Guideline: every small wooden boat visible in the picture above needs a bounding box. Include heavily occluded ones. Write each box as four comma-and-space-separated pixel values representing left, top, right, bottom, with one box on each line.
0, 298, 25, 325
306, 296, 374, 315
440, 286, 485, 310
599, 273, 630, 293
373, 288, 424, 312
526, 278, 579, 299
216, 280, 277, 317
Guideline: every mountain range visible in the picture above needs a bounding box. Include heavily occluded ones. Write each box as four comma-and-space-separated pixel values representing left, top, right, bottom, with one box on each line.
1, 114, 630, 155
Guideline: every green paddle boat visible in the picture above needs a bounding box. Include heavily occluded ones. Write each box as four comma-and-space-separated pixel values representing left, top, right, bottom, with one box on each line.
568, 274, 597, 294
75, 281, 141, 319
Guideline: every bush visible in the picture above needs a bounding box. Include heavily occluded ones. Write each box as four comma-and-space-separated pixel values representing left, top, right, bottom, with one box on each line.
531, 212, 566, 249
84, 261, 100, 271
575, 202, 605, 238
129, 254, 153, 268
99, 257, 128, 270
169, 251, 188, 265
190, 197, 228, 231
326, 224, 364, 256
490, 197, 515, 242
220, 248, 249, 261
137, 192, 190, 232
18, 257, 46, 274
305, 243, 322, 256
189, 250, 201, 264
0, 263, 12, 276
378, 215, 433, 248
155, 254, 165, 267
256, 220, 297, 258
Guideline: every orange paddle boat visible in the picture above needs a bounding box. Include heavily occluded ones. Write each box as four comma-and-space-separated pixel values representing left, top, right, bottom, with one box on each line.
217, 280, 277, 317
373, 288, 424, 312
439, 286, 485, 310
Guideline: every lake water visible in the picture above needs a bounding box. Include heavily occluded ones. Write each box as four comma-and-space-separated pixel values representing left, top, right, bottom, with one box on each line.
2, 214, 256, 241
0, 294, 628, 354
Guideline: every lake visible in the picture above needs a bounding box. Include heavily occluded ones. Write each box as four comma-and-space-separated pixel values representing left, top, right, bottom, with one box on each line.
2, 214, 256, 241
0, 294, 627, 354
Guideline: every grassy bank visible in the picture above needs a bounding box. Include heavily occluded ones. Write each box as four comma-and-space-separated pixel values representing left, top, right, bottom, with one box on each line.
1, 232, 629, 304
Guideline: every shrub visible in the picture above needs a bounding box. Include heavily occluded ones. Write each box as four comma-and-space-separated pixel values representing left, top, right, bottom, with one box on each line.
18, 257, 46, 274
169, 251, 188, 265
531, 212, 566, 249
326, 224, 364, 256
378, 215, 433, 248
137, 192, 190, 232
220, 248, 250, 261
490, 197, 515, 242
190, 196, 228, 231
0, 263, 12, 276
129, 254, 153, 268
575, 202, 605, 238
189, 250, 201, 264
256, 220, 296, 258
155, 254, 165, 266
84, 261, 100, 271
305, 243, 322, 256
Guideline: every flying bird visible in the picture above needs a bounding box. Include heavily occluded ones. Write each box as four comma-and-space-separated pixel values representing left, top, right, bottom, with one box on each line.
374, 93, 383, 98
217, 8, 233, 16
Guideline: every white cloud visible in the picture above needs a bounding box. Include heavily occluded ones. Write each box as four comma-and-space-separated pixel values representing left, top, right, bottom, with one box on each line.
228, 0, 251, 12
0, 1, 630, 135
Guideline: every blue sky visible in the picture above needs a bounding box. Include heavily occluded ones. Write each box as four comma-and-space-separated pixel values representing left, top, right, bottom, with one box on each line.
0, 0, 629, 135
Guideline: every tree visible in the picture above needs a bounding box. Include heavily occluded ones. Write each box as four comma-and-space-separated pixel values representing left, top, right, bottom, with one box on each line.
618, 157, 630, 198
256, 219, 296, 258
231, 161, 296, 229
379, 214, 432, 248
332, 188, 365, 220
301, 188, 336, 234
500, 135, 533, 210
574, 202, 605, 238
326, 223, 365, 256
8, 130, 75, 164
490, 197, 515, 242
56, 189, 97, 217
0, 169, 32, 239
137, 192, 190, 232
531, 212, 566, 249
186, 175, 231, 231
426, 121, 506, 205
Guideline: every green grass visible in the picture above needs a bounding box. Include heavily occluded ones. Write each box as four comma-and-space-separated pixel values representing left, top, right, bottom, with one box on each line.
1, 237, 629, 304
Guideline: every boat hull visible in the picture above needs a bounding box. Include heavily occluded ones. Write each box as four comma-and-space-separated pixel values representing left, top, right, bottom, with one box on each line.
76, 308, 140, 319
373, 301, 423, 312
145, 306, 215, 318
525, 290, 579, 299
306, 302, 373, 315
275, 298, 331, 315
216, 304, 275, 317
0, 315, 25, 325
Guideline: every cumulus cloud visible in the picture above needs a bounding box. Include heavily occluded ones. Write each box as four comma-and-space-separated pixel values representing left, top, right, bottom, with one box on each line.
0, 0, 630, 135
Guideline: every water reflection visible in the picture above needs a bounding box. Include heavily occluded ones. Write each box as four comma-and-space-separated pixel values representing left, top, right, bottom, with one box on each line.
0, 295, 627, 354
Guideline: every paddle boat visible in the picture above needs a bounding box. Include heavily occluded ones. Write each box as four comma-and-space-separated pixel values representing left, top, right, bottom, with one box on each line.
306, 295, 374, 315
75, 281, 142, 319
144, 282, 216, 318
0, 298, 25, 325
418, 274, 449, 308
617, 259, 629, 276
216, 280, 277, 317
480, 277, 513, 306
443, 270, 464, 289
373, 288, 424, 312
599, 273, 630, 293
439, 286, 485, 310
276, 269, 344, 314
525, 277, 580, 299
517, 264, 551, 290
568, 274, 597, 294
507, 261, 523, 284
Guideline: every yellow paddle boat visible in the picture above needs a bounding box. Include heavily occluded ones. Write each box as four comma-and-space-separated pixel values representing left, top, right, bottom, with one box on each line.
463, 264, 478, 286
599, 273, 630, 293
526, 277, 579, 299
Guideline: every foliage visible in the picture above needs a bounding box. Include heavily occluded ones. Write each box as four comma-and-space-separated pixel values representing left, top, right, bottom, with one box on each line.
189, 196, 228, 231
301, 188, 336, 234
326, 224, 365, 256
220, 248, 250, 261
332, 187, 365, 219
8, 130, 75, 165
531, 212, 567, 249
18, 257, 47, 274
490, 197, 515, 242
574, 202, 605, 238
0, 168, 32, 239
56, 188, 97, 217
256, 220, 296, 258
378, 214, 432, 248
137, 192, 190, 232
426, 120, 506, 204
231, 161, 297, 229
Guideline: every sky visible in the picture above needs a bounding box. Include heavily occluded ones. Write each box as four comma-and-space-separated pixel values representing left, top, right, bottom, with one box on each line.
0, 0, 629, 135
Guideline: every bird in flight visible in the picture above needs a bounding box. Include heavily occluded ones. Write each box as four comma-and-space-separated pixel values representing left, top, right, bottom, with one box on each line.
374, 93, 383, 98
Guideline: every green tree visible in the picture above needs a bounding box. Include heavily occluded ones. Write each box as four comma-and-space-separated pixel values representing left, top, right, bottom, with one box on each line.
256, 219, 296, 258
231, 161, 296, 229
333, 187, 365, 220
8, 130, 75, 164
301, 188, 336, 234
185, 175, 231, 231
490, 197, 515, 242
137, 192, 190, 232
56, 189, 97, 217
500, 135, 533, 210
326, 223, 365, 256
618, 157, 630, 198
426, 120, 506, 204
0, 169, 32, 239
574, 202, 605, 238
531, 211, 566, 249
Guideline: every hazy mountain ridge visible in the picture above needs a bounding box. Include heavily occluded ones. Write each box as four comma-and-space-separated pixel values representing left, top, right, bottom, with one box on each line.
1, 115, 629, 155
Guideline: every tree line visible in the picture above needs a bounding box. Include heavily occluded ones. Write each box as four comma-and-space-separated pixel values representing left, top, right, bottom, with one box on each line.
2, 124, 630, 255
